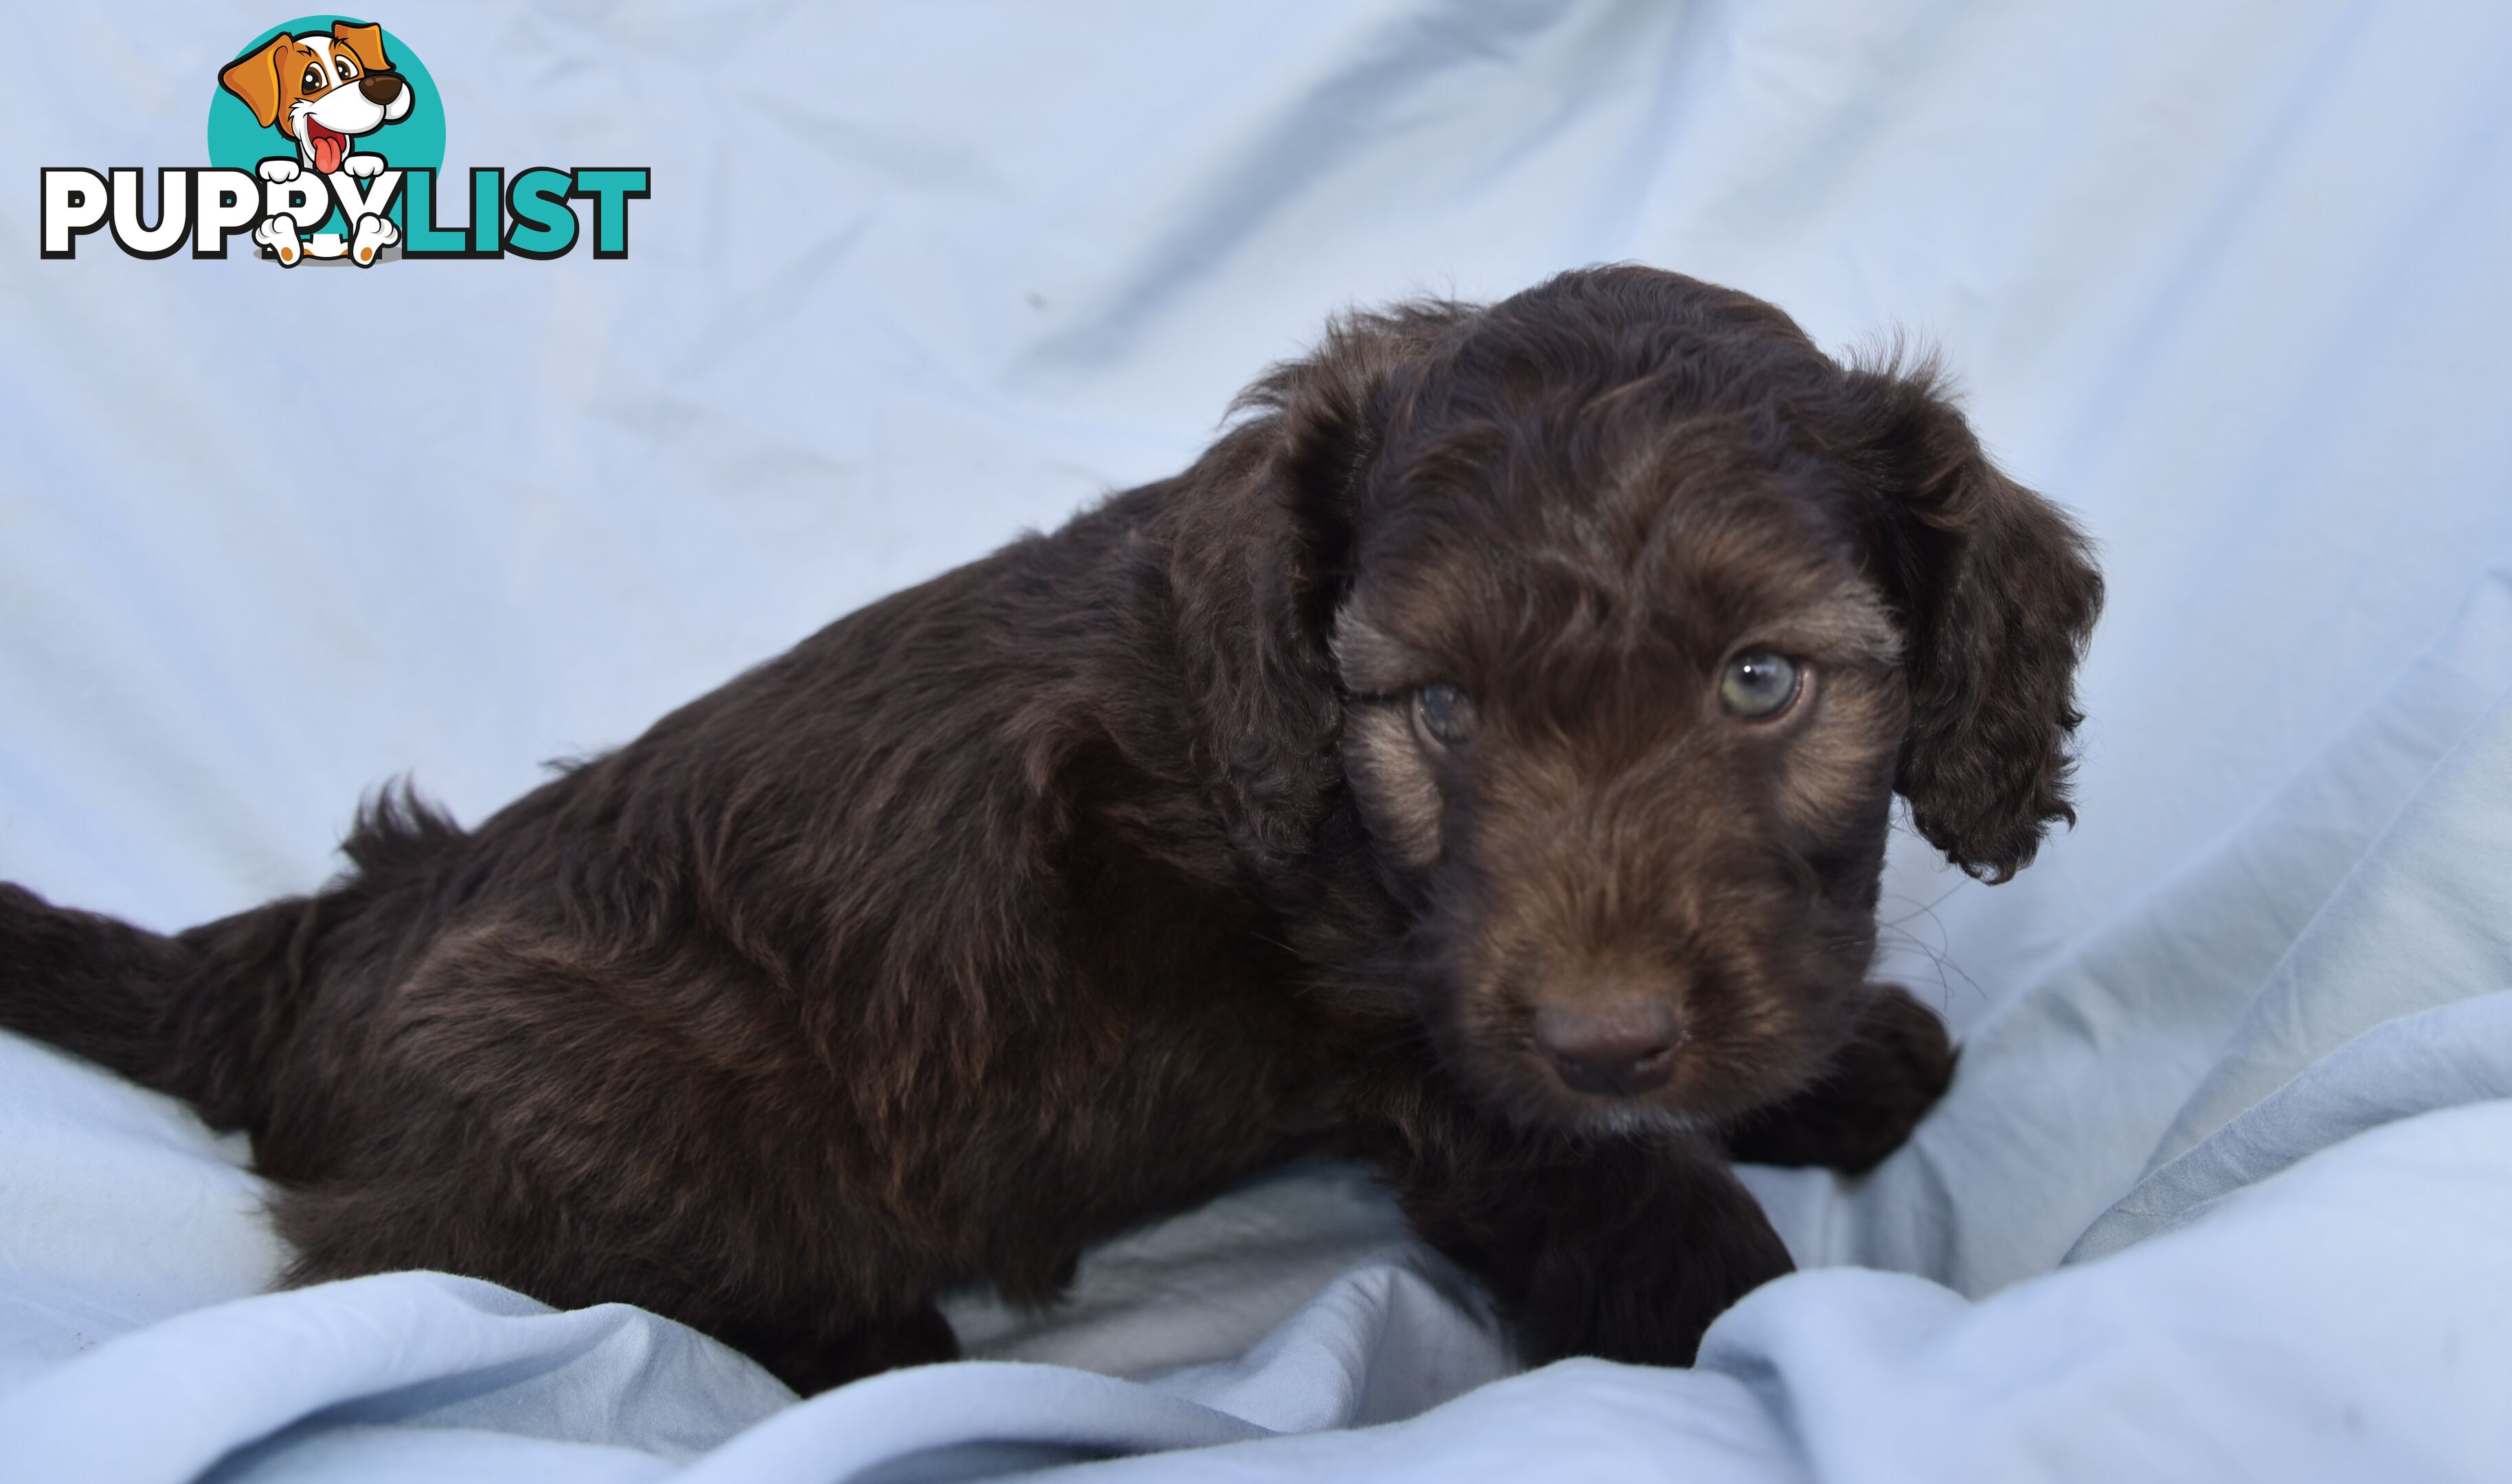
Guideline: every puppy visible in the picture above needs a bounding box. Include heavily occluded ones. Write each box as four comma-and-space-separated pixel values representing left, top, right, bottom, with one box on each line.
0, 267, 2100, 1393
218, 22, 412, 266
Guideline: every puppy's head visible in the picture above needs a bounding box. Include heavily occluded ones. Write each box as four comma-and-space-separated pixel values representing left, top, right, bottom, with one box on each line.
1203, 266, 2099, 1132
219, 22, 413, 173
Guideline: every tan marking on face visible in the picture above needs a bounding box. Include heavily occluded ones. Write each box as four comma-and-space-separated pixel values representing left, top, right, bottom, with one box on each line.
1734, 581, 1905, 671
1341, 701, 1443, 867
1327, 603, 1422, 696
1770, 668, 1900, 829
1726, 580, 1907, 831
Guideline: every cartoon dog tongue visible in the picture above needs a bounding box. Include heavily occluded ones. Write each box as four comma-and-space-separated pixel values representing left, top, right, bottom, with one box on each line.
307, 122, 348, 175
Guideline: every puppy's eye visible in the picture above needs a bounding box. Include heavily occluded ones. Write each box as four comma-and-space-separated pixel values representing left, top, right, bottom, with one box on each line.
335, 56, 359, 82
1719, 653, 1802, 720
1414, 684, 1477, 747
303, 63, 325, 91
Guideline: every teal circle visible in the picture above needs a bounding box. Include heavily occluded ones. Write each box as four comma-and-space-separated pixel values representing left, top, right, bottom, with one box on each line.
206, 16, 445, 234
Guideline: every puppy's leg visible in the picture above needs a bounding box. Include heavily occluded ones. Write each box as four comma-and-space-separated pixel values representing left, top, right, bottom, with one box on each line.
1720, 985, 1956, 1176
1359, 1099, 1793, 1367
251, 157, 306, 265
348, 213, 398, 267
267, 924, 962, 1394
283, 1169, 956, 1395
724, 1303, 961, 1396
252, 212, 303, 267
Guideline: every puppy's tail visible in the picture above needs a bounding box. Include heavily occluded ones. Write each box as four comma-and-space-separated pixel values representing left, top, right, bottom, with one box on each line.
0, 882, 317, 1126
0, 882, 204, 1088
0, 785, 461, 1127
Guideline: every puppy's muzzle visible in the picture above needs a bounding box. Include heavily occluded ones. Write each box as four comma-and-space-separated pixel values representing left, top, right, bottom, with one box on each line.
359, 74, 406, 106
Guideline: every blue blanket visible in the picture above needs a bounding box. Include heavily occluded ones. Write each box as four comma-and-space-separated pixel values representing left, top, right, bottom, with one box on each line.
4, 1, 2509, 1479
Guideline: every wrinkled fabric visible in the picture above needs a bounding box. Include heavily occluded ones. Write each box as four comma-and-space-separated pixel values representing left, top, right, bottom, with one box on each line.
5, 1, 2511, 1479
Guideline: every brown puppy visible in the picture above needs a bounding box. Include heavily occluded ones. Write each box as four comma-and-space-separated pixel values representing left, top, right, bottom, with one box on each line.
0, 267, 2099, 1394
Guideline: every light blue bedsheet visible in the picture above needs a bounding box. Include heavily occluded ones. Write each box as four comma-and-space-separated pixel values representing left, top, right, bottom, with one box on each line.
4, 2, 2510, 1479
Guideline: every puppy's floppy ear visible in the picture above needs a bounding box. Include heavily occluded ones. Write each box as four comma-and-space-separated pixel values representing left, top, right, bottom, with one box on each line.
331, 21, 394, 75
1168, 302, 1464, 879
221, 34, 294, 129
1844, 363, 2102, 883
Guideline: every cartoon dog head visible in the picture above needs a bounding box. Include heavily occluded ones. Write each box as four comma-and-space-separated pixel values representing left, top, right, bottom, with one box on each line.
219, 22, 412, 175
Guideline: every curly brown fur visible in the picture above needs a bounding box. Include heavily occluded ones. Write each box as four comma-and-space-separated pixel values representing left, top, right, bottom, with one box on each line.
0, 265, 2098, 1391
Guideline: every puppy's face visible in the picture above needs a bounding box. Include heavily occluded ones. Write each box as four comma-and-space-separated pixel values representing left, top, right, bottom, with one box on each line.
1212, 268, 2096, 1135
1335, 423, 1906, 1133
1226, 269, 2089, 1140
218, 25, 412, 174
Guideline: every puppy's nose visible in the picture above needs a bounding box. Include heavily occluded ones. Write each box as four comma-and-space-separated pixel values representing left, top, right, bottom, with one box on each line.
1535, 1000, 1685, 1097
359, 74, 405, 106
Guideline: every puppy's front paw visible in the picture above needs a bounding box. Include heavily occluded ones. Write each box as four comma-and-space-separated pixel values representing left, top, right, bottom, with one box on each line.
1721, 985, 1956, 1176
257, 157, 301, 184
341, 153, 386, 180
734, 1301, 961, 1395
348, 214, 398, 266
253, 213, 304, 267
1508, 1149, 1794, 1368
